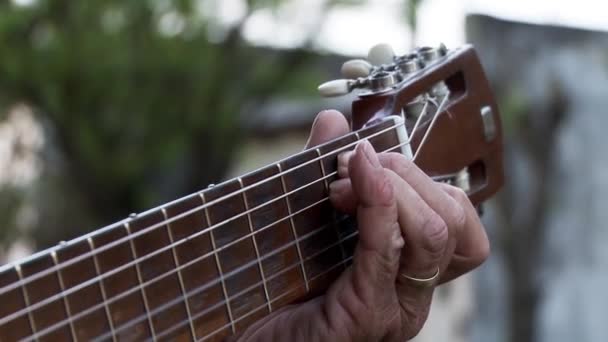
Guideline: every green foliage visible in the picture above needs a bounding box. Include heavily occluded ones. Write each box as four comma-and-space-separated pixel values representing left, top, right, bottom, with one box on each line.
0, 0, 338, 249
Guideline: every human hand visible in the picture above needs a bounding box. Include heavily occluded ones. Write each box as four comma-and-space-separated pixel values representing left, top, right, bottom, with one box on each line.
235, 110, 490, 341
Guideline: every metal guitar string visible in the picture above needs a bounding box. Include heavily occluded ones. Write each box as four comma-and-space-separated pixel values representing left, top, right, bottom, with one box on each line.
1, 92, 448, 333
33, 222, 357, 342
413, 95, 449, 161
0, 92, 438, 298
140, 96, 445, 341
0, 112, 408, 297
12, 93, 449, 341
2, 92, 449, 338
90, 228, 359, 342
158, 255, 355, 342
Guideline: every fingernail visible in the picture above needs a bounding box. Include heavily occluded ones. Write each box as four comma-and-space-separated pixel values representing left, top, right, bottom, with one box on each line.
358, 140, 381, 169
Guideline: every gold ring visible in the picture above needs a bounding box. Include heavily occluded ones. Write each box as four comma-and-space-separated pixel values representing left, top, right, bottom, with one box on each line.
399, 267, 440, 288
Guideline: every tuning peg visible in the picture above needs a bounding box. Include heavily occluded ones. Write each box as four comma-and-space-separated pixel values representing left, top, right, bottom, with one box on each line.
341, 59, 373, 79
318, 79, 354, 97
417, 44, 448, 63
368, 43, 395, 66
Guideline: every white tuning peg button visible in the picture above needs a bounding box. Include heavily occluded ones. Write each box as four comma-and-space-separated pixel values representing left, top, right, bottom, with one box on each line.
368, 43, 395, 66
318, 79, 353, 97
341, 59, 373, 79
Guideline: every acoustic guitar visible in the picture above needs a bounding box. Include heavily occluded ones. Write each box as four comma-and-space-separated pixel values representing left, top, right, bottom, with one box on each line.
0, 44, 504, 341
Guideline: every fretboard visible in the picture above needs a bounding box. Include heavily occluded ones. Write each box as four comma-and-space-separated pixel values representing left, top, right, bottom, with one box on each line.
0, 116, 409, 341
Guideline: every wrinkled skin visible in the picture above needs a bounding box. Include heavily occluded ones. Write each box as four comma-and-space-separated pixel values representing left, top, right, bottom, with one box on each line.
235, 110, 490, 341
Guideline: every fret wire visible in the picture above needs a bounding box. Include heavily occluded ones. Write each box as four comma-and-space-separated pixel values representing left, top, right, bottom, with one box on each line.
198, 254, 355, 342
316, 148, 347, 270
29, 212, 354, 342
112, 228, 359, 342
33, 134, 464, 342
152, 228, 357, 338
0, 163, 452, 331
238, 177, 272, 313
87, 237, 117, 342
277, 163, 310, 292
162, 208, 197, 340
0, 161, 451, 332
1, 192, 328, 329
315, 149, 330, 194
2, 108, 448, 330
201, 192, 237, 334
124, 223, 156, 339
50, 251, 77, 341
0, 118, 412, 296
15, 265, 38, 341
2, 101, 450, 341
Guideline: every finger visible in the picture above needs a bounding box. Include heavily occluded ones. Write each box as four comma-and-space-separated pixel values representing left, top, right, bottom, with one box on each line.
330, 164, 448, 338
380, 171, 448, 279
328, 178, 357, 214
333, 153, 461, 221
332, 153, 450, 338
436, 183, 490, 283
335, 152, 474, 281
384, 170, 449, 339
337, 151, 354, 178
347, 141, 403, 309
305, 110, 350, 149
379, 154, 462, 274
330, 170, 449, 279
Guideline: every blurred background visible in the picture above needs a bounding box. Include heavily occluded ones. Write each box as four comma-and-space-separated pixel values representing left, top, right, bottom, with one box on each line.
1, 0, 607, 341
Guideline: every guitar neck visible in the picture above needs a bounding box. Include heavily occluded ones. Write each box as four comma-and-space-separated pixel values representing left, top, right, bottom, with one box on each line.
0, 116, 410, 341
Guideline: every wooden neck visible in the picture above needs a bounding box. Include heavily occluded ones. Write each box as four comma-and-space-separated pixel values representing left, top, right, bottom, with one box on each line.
0, 117, 410, 341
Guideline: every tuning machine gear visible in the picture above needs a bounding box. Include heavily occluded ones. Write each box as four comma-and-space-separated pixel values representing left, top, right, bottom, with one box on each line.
415, 44, 449, 98
318, 43, 450, 98
368, 71, 399, 94
396, 54, 424, 75
416, 43, 448, 64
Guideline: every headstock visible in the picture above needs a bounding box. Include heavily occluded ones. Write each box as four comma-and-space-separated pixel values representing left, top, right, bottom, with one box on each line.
318, 44, 504, 206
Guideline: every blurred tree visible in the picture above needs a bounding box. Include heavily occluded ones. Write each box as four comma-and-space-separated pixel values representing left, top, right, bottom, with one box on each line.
0, 0, 364, 251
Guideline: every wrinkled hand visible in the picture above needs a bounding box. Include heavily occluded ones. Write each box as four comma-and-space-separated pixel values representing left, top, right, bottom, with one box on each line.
236, 111, 490, 341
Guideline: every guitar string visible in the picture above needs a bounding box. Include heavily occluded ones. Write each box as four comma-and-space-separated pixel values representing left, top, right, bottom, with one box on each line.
97, 230, 359, 342
203, 257, 355, 342
413, 96, 446, 161
150, 96, 448, 342
13, 93, 450, 340
0, 93, 438, 297
30, 223, 358, 342
0, 113, 409, 297
0, 91, 447, 336
156, 255, 355, 342
0, 93, 448, 330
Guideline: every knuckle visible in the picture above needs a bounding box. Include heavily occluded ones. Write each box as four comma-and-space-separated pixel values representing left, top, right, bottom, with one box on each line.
451, 201, 467, 230
442, 185, 471, 227
337, 152, 350, 168
450, 186, 471, 205
419, 213, 449, 260
385, 152, 414, 175
369, 170, 395, 206
473, 233, 491, 266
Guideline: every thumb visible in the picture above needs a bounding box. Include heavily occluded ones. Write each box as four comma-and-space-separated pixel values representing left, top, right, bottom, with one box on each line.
349, 140, 403, 305
305, 110, 350, 148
